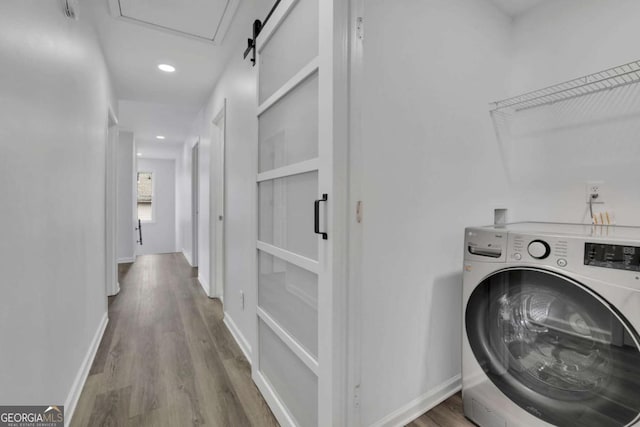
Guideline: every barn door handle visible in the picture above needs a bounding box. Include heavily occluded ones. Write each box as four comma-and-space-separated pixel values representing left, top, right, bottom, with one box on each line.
314, 194, 328, 240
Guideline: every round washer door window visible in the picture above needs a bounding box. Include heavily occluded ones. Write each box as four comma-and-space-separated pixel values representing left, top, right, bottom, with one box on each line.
466, 268, 640, 427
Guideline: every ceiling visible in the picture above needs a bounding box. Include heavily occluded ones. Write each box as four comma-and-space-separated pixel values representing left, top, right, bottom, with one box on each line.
88, 0, 267, 107
118, 100, 199, 145
86, 0, 269, 151
488, 0, 549, 17
136, 140, 185, 160
114, 0, 234, 41
90, 0, 550, 152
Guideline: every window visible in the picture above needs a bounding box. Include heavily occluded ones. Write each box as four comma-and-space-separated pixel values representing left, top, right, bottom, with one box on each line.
137, 172, 153, 221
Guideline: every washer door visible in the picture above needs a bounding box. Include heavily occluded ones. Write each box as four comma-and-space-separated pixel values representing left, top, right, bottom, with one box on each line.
466, 268, 640, 427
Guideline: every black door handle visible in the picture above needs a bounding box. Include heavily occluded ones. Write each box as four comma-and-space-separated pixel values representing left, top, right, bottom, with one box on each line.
136, 219, 143, 245
314, 194, 328, 240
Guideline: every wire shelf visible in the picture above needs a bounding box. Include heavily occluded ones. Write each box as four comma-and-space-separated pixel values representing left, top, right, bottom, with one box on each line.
491, 60, 640, 112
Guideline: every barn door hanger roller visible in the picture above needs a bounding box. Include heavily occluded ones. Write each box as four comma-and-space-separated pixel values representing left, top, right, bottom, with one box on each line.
243, 0, 281, 66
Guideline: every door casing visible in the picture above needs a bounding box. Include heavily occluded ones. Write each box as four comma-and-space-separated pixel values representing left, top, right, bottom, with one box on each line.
106, 107, 119, 297
192, 141, 199, 267
212, 101, 226, 301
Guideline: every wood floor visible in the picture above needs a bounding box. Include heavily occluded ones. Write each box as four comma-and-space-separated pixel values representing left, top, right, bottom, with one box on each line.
71, 253, 278, 427
406, 393, 475, 427
71, 253, 472, 427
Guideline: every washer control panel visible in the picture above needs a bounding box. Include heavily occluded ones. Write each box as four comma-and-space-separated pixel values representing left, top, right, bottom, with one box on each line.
509, 234, 570, 267
528, 240, 550, 259
584, 242, 640, 271
465, 224, 640, 291
464, 228, 507, 262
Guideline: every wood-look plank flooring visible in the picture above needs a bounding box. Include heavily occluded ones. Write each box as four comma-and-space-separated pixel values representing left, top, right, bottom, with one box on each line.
406, 393, 475, 427
71, 253, 278, 427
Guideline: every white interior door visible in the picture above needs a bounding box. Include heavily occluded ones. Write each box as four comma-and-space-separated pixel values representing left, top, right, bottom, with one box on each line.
253, 0, 348, 426
192, 142, 199, 266
213, 102, 226, 300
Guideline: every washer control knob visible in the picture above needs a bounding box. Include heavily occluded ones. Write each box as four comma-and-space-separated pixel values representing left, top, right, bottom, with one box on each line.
513, 253, 522, 261
557, 258, 568, 267
528, 240, 551, 259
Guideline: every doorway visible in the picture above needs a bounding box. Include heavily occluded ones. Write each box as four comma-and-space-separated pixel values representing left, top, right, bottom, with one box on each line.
135, 158, 176, 255
192, 142, 199, 267
106, 108, 119, 296
212, 101, 226, 301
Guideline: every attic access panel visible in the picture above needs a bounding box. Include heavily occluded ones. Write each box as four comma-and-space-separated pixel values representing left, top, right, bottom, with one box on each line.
109, 0, 239, 44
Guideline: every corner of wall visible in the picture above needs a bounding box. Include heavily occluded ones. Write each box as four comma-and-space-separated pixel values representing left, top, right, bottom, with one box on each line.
198, 274, 211, 298
223, 312, 253, 364
181, 249, 193, 266
64, 312, 109, 427
369, 375, 461, 427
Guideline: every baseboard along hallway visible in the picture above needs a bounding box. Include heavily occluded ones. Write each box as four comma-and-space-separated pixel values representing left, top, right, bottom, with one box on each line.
70, 254, 277, 427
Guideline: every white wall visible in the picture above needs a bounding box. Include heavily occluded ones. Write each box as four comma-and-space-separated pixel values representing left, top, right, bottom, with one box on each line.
0, 0, 114, 412
177, 140, 195, 265
355, 1, 640, 424
136, 158, 176, 255
177, 31, 266, 352
117, 131, 136, 262
203, 50, 261, 345
356, 0, 512, 424
197, 122, 212, 294
178, 113, 212, 293
505, 0, 640, 227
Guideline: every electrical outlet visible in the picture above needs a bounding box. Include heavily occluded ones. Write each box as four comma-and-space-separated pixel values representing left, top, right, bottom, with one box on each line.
586, 181, 604, 203
240, 291, 245, 310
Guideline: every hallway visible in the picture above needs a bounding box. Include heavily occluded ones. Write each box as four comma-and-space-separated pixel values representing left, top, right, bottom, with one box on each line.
71, 254, 278, 427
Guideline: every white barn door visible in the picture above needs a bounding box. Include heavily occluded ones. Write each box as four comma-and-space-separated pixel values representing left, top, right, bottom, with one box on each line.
253, 0, 348, 426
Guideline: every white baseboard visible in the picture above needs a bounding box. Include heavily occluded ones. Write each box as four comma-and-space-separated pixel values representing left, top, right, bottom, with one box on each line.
254, 370, 296, 427
117, 257, 135, 264
107, 281, 120, 297
370, 374, 461, 427
198, 274, 210, 298
65, 312, 109, 427
181, 249, 194, 266
223, 312, 252, 364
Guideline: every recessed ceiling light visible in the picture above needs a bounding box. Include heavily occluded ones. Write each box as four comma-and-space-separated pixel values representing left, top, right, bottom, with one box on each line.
158, 64, 176, 73
137, 152, 142, 156
156, 135, 165, 140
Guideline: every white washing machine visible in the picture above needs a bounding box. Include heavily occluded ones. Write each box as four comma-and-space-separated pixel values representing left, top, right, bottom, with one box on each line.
462, 222, 640, 427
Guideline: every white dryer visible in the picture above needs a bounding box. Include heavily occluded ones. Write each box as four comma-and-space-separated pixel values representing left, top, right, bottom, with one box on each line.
462, 222, 640, 427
